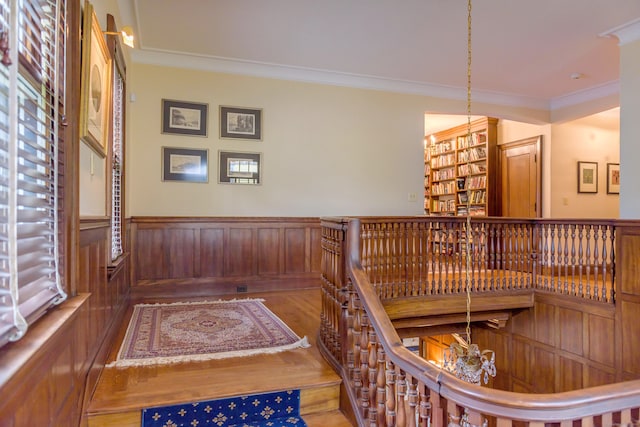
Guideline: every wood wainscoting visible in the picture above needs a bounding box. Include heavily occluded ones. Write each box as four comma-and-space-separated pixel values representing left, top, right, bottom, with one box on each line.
0, 219, 130, 426
129, 217, 323, 296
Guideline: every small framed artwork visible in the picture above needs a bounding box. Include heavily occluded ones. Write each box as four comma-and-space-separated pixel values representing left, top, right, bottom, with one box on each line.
218, 150, 262, 184
79, 0, 112, 158
607, 163, 620, 194
162, 99, 208, 137
577, 161, 598, 193
220, 106, 262, 140
162, 147, 208, 183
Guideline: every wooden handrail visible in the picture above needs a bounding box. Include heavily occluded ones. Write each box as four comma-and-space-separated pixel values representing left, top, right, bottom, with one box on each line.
319, 216, 639, 426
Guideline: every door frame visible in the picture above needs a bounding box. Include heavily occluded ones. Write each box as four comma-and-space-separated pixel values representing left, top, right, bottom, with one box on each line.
497, 135, 542, 217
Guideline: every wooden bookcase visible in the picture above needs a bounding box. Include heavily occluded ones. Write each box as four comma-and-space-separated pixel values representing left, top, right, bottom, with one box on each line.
425, 117, 498, 216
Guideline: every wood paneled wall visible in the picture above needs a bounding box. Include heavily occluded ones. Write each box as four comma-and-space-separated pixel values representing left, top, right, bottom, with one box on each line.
472, 292, 620, 393
130, 217, 322, 295
0, 220, 130, 426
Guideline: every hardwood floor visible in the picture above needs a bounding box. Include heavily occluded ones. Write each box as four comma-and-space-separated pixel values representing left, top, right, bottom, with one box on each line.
85, 287, 352, 426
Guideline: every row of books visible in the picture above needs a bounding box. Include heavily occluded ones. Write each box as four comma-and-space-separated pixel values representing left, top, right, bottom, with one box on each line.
456, 131, 487, 149
430, 199, 456, 213
457, 146, 487, 163
432, 181, 456, 195
429, 138, 456, 155
458, 163, 487, 175
431, 154, 455, 168
456, 206, 487, 216
433, 168, 455, 181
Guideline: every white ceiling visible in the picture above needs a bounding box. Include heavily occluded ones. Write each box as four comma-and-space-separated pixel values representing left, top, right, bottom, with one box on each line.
118, 0, 637, 124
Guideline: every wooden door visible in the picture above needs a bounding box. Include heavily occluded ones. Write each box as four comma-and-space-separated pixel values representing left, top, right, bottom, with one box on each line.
499, 136, 542, 218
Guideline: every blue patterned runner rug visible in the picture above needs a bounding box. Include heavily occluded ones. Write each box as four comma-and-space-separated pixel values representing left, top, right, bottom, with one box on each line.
141, 389, 307, 426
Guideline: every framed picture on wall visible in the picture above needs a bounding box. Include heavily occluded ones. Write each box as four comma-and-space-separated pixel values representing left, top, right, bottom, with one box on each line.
220, 106, 262, 140
607, 163, 620, 194
162, 99, 209, 136
162, 147, 208, 182
79, 0, 112, 158
218, 150, 262, 184
577, 161, 598, 193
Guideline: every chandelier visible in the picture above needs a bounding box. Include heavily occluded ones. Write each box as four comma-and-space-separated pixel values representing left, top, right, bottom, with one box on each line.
441, 0, 496, 386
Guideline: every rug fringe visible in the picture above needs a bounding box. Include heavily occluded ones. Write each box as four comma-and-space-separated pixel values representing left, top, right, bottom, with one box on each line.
106, 335, 311, 368
133, 298, 266, 308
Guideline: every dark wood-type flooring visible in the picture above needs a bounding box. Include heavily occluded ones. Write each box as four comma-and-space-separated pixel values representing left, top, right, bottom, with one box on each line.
86, 287, 352, 426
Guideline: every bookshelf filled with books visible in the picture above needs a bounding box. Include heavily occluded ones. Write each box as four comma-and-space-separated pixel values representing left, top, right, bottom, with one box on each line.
425, 117, 498, 216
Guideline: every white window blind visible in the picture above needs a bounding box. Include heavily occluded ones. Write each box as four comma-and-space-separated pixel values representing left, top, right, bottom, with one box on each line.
111, 68, 122, 261
0, 0, 67, 349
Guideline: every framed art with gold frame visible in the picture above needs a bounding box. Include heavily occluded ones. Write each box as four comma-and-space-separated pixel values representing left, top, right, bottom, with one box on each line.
79, 1, 112, 158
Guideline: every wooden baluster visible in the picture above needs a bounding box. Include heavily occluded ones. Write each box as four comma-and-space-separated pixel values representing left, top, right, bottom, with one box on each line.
418, 386, 430, 427
376, 347, 386, 427
578, 224, 584, 297
360, 313, 371, 419
563, 224, 569, 294
500, 224, 507, 290
507, 224, 514, 290
593, 225, 600, 300
543, 223, 550, 291
352, 296, 362, 396
456, 223, 463, 294
429, 389, 444, 427
417, 222, 426, 295
385, 360, 397, 427
600, 225, 609, 302
513, 224, 520, 289
608, 224, 616, 302
522, 223, 529, 289
437, 223, 444, 294
445, 225, 453, 293
531, 222, 539, 290
396, 372, 407, 427
570, 224, 577, 295
550, 224, 557, 293
430, 223, 436, 295
489, 224, 496, 291
368, 331, 378, 425
585, 224, 593, 298
407, 380, 418, 427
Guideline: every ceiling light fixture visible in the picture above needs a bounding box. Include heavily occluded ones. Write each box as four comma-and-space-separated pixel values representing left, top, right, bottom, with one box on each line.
442, 0, 496, 387
104, 26, 135, 48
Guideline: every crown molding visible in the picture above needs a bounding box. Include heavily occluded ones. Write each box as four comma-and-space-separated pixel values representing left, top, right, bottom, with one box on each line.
131, 48, 619, 115
600, 18, 640, 45
550, 80, 620, 111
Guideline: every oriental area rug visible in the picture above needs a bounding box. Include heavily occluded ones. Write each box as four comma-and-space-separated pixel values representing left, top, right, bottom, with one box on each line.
107, 298, 309, 368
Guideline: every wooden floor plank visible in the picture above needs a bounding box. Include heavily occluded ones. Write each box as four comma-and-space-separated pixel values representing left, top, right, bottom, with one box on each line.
86, 288, 343, 417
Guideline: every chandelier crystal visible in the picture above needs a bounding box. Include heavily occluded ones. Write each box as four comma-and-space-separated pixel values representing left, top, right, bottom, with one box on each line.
443, 334, 496, 385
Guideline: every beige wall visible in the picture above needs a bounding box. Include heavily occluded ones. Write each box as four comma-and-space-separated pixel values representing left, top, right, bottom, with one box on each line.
127, 64, 433, 217
550, 119, 620, 218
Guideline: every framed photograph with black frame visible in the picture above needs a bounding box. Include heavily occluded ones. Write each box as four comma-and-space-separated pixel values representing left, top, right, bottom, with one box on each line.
162, 147, 208, 183
220, 106, 262, 140
162, 99, 208, 136
79, 0, 112, 158
218, 150, 262, 184
607, 163, 620, 194
577, 161, 598, 193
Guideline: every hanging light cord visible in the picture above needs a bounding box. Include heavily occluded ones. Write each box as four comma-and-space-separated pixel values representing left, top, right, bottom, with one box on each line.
465, 0, 473, 345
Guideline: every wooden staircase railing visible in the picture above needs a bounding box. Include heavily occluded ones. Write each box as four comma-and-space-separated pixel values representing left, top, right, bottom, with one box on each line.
318, 216, 639, 426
